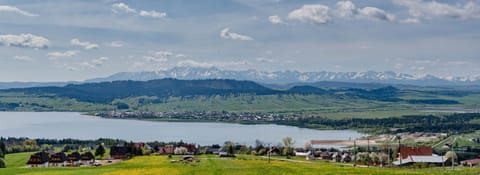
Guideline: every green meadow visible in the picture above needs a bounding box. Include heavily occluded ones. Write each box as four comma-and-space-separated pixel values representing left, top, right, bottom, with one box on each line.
2, 152, 480, 175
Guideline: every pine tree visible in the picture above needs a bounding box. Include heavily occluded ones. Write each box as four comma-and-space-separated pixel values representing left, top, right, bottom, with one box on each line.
0, 158, 5, 168
0, 141, 6, 158
95, 144, 106, 158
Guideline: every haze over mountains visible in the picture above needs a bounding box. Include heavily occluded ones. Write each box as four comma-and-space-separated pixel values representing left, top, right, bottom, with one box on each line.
1, 66, 480, 89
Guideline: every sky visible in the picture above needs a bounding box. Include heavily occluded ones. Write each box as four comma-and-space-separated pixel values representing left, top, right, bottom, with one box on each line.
0, 0, 479, 82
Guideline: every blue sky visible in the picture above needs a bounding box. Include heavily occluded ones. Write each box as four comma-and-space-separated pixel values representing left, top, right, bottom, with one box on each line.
0, 0, 479, 81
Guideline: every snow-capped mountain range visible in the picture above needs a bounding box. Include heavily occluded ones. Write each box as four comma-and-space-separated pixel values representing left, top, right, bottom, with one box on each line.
87, 66, 480, 86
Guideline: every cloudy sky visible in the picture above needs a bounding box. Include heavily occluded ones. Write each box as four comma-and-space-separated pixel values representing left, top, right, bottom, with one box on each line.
0, 0, 479, 81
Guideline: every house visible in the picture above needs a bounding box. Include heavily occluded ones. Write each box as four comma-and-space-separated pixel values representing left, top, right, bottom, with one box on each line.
205, 145, 221, 154
110, 146, 131, 159
81, 152, 95, 165
68, 152, 82, 166
393, 155, 446, 166
158, 146, 174, 155
461, 158, 480, 167
49, 152, 68, 167
181, 144, 198, 155
319, 151, 332, 160
267, 147, 282, 156
341, 153, 352, 163
27, 152, 50, 167
295, 151, 313, 160
331, 152, 342, 162
399, 146, 433, 159
134, 142, 145, 149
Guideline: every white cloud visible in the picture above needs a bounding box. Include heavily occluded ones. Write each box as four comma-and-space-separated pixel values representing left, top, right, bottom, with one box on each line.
336, 1, 395, 22
0, 5, 38, 17
66, 66, 78, 71
139, 10, 167, 18
220, 28, 253, 41
256, 57, 274, 63
106, 41, 124, 47
393, 0, 480, 21
70, 38, 99, 50
80, 57, 109, 68
177, 60, 250, 68
143, 50, 173, 62
112, 3, 167, 19
142, 51, 176, 63
401, 18, 420, 23
13, 55, 34, 62
394, 63, 404, 69
335, 1, 357, 18
154, 51, 173, 58
112, 3, 136, 14
47, 50, 78, 59
358, 7, 396, 22
268, 15, 285, 24
288, 4, 331, 24
175, 54, 186, 58
177, 60, 213, 68
410, 66, 425, 71
288, 1, 395, 24
92, 57, 109, 65
0, 34, 50, 49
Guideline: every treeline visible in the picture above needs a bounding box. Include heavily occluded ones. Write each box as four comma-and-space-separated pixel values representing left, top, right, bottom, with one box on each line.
275, 113, 480, 134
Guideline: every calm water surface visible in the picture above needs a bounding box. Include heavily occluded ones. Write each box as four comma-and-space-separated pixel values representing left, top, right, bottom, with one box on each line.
0, 112, 363, 146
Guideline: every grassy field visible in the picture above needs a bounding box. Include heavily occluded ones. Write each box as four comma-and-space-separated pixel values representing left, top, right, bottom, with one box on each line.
2, 153, 480, 175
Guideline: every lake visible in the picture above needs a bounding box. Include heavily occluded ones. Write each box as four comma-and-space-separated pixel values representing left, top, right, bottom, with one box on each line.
0, 112, 364, 147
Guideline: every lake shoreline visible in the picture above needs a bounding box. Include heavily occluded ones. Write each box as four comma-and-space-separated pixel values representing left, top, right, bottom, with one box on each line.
0, 112, 364, 147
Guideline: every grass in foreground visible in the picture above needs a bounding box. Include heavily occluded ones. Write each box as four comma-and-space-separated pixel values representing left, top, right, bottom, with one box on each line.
2, 153, 480, 175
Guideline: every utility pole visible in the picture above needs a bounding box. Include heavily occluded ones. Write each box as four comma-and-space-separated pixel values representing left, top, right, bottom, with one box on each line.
268, 143, 271, 164
387, 143, 390, 167
367, 137, 370, 167
353, 140, 357, 167
398, 136, 402, 166
452, 137, 456, 170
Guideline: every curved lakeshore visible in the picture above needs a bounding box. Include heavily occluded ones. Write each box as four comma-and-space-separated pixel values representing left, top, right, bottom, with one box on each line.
0, 112, 364, 147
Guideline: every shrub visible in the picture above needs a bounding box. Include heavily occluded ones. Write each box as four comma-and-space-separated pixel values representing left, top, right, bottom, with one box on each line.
0, 158, 5, 168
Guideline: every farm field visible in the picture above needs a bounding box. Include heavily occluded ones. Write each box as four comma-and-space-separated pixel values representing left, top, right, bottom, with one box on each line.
2, 153, 480, 175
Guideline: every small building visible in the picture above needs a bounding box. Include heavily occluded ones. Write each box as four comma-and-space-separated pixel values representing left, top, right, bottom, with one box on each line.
341, 153, 352, 163
393, 155, 446, 166
268, 147, 282, 156
134, 142, 145, 149
331, 152, 342, 162
158, 146, 174, 155
182, 144, 199, 155
49, 152, 68, 167
27, 152, 50, 167
205, 146, 221, 154
68, 152, 81, 166
295, 151, 314, 160
319, 151, 332, 160
399, 146, 433, 159
461, 158, 480, 167
81, 152, 95, 165
110, 146, 131, 159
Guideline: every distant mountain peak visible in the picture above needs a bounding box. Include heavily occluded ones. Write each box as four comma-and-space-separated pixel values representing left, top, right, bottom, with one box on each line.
86, 66, 480, 86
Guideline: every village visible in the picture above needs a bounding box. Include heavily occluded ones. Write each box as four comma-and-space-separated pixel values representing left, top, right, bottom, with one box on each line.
94, 111, 311, 122
22, 137, 480, 169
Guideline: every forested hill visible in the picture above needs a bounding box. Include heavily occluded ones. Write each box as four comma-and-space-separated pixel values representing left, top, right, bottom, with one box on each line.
1, 79, 279, 103
2, 78, 458, 106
